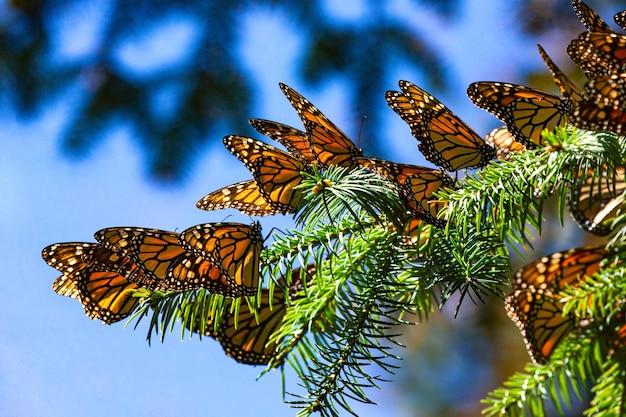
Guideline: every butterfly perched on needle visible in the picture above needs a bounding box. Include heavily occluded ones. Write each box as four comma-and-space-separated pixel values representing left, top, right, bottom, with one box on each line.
279, 83, 363, 168
356, 157, 454, 228
386, 80, 495, 171
95, 222, 262, 297
42, 242, 158, 324
505, 245, 610, 364
467, 81, 572, 148
225, 136, 313, 213
570, 74, 626, 135
189, 265, 314, 365
197, 83, 362, 216
179, 221, 263, 296
568, 167, 626, 236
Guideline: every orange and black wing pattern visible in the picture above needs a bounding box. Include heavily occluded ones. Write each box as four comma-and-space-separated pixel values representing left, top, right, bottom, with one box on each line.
484, 126, 526, 161
190, 286, 286, 365
249, 118, 316, 165
571, 73, 626, 134
95, 227, 241, 296
357, 157, 454, 228
190, 267, 314, 365
180, 222, 263, 296
505, 246, 608, 364
467, 81, 571, 148
537, 44, 585, 102
568, 32, 626, 78
224, 135, 311, 214
42, 242, 149, 324
279, 83, 363, 168
568, 167, 626, 236
572, 0, 613, 33
386, 80, 495, 171
196, 179, 280, 216
615, 10, 626, 31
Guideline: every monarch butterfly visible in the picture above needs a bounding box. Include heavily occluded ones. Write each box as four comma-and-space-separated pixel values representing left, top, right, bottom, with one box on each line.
95, 226, 254, 297
467, 81, 572, 148
484, 126, 526, 161
572, 0, 613, 33
615, 10, 626, 31
223, 135, 312, 214
584, 73, 626, 110
249, 118, 316, 165
568, 167, 626, 236
567, 35, 610, 79
505, 245, 609, 364
571, 75, 626, 135
569, 32, 626, 77
356, 157, 454, 228
190, 266, 313, 365
196, 179, 280, 216
537, 44, 585, 102
386, 80, 495, 171
42, 242, 152, 324
279, 83, 363, 168
180, 222, 263, 296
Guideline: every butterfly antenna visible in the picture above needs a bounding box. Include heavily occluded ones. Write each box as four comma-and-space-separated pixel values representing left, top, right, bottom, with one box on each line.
357, 115, 368, 149
263, 227, 286, 244
221, 214, 234, 222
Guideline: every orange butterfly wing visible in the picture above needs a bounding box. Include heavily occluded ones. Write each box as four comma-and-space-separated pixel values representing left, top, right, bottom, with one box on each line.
196, 179, 280, 216
505, 246, 608, 363
571, 73, 626, 134
279, 83, 362, 168
249, 118, 316, 164
224, 135, 310, 214
568, 167, 626, 236
572, 0, 613, 33
190, 266, 313, 365
43, 243, 148, 324
357, 157, 453, 227
537, 44, 585, 102
484, 126, 525, 161
467, 81, 571, 148
181, 222, 263, 295
387, 80, 495, 171
95, 227, 242, 296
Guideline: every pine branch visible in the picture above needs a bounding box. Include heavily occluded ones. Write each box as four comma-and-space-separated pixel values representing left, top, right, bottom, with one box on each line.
482, 337, 600, 417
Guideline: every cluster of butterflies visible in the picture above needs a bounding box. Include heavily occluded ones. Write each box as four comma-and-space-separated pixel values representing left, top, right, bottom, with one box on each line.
42, 0, 626, 366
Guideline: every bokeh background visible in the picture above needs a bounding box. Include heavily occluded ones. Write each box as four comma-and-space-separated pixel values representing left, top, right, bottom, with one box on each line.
1, 0, 619, 415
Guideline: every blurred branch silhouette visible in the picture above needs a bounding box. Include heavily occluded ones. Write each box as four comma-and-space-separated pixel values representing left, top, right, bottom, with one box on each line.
2, 0, 624, 182
0, 0, 454, 182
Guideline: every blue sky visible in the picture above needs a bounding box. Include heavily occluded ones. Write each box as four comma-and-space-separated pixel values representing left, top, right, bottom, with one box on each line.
0, 0, 594, 415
